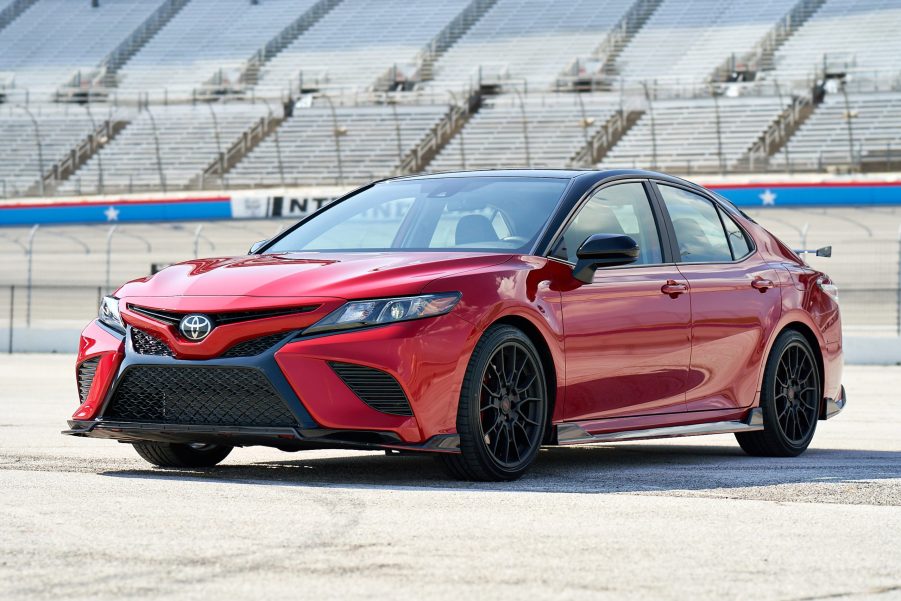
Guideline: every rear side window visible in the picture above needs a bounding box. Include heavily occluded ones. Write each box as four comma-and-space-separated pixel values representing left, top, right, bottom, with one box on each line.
718, 206, 752, 259
658, 185, 732, 263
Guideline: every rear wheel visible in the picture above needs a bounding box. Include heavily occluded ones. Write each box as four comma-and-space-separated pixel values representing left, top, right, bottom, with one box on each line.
736, 330, 820, 457
439, 325, 548, 481
132, 441, 233, 468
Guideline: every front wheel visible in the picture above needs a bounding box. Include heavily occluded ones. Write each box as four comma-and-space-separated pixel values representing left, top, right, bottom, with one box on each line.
132, 441, 233, 468
439, 325, 548, 481
736, 330, 821, 457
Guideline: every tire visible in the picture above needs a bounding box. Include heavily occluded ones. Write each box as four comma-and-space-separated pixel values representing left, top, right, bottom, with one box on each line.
736, 330, 821, 457
132, 441, 233, 468
439, 324, 549, 481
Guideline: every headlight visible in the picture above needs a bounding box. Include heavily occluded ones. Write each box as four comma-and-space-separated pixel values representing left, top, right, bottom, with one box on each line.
98, 296, 125, 332
305, 293, 461, 335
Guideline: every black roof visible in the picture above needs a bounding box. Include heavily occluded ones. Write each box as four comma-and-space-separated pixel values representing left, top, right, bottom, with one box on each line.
396, 168, 700, 189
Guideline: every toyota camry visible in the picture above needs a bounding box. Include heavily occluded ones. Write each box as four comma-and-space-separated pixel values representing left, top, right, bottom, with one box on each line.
65, 170, 846, 481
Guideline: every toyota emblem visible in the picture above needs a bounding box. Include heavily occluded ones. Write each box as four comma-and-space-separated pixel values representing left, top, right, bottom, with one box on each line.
179, 314, 213, 341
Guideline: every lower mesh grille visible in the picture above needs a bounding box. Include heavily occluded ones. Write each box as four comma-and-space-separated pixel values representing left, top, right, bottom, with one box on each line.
221, 332, 290, 358
329, 362, 413, 416
77, 357, 100, 404
104, 366, 297, 427
132, 328, 173, 357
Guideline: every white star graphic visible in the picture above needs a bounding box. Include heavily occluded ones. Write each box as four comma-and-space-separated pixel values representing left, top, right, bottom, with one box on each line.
104, 206, 120, 221
759, 189, 777, 206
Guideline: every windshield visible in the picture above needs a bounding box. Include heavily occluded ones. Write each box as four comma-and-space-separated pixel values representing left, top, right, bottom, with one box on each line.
265, 176, 569, 254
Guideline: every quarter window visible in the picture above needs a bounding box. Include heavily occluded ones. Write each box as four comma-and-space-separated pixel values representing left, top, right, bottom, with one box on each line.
554, 182, 663, 265
658, 185, 732, 263
718, 206, 752, 259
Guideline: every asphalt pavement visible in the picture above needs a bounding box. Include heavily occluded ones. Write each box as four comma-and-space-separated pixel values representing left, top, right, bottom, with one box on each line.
0, 354, 899, 600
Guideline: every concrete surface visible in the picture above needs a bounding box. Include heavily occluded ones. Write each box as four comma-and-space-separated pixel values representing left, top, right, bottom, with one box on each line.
0, 355, 899, 600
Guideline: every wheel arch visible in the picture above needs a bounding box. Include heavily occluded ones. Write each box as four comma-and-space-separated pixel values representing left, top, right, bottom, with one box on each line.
773, 320, 827, 416
489, 314, 559, 441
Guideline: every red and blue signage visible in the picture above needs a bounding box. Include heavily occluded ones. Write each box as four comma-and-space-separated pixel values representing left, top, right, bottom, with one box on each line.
1, 180, 900, 226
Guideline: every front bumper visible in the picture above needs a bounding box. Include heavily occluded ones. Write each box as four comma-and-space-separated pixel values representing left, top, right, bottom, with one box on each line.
68, 309, 479, 449
62, 419, 461, 453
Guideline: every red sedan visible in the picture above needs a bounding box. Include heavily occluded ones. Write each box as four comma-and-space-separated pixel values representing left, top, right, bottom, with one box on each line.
65, 170, 845, 481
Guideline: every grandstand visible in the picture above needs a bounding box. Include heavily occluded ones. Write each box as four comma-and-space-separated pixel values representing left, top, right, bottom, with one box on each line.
114, 0, 320, 97
767, 0, 901, 90
0, 0, 900, 336
253, 0, 472, 97
601, 96, 789, 173
430, 94, 626, 170
609, 0, 797, 88
424, 0, 635, 92
0, 0, 162, 102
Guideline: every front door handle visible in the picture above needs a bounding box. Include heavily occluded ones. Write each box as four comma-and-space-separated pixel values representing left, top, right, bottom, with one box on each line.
751, 278, 774, 292
661, 280, 688, 297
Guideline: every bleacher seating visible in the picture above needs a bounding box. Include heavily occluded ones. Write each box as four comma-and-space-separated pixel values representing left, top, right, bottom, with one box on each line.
602, 96, 787, 173
254, 0, 470, 97
227, 104, 449, 186
426, 0, 635, 92
0, 106, 97, 197
611, 0, 796, 87
116, 0, 318, 97
58, 103, 268, 195
0, 0, 162, 101
768, 0, 901, 88
771, 92, 901, 171
430, 93, 621, 171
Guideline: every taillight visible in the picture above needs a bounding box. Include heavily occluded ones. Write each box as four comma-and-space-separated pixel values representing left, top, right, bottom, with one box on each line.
817, 276, 839, 303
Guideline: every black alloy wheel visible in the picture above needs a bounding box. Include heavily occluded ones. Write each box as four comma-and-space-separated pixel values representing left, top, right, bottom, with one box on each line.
440, 325, 548, 481
736, 330, 821, 457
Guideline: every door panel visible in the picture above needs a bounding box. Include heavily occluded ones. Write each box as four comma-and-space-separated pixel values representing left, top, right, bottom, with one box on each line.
677, 260, 782, 411
561, 266, 692, 421
654, 182, 783, 412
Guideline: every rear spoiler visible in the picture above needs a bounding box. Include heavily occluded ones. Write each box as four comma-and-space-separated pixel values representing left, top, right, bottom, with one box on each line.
793, 245, 832, 258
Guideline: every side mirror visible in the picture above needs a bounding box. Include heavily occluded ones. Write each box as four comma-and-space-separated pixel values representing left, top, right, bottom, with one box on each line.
248, 239, 269, 254
573, 233, 639, 284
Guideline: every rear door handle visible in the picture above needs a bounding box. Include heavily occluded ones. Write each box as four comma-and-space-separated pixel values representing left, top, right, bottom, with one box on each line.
661, 280, 688, 297
751, 278, 774, 292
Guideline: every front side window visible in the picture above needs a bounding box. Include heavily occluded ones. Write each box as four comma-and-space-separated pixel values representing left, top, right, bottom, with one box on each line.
658, 185, 732, 263
553, 182, 663, 265
265, 177, 568, 254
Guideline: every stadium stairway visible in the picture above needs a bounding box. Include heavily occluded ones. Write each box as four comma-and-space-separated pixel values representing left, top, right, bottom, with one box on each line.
737, 92, 817, 171
379, 0, 500, 91
560, 0, 664, 92
25, 117, 129, 197
221, 0, 342, 92
710, 0, 827, 82
0, 0, 37, 35
56, 0, 191, 102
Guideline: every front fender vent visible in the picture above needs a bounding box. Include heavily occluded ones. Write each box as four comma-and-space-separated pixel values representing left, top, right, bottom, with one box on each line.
328, 362, 413, 417
77, 357, 100, 404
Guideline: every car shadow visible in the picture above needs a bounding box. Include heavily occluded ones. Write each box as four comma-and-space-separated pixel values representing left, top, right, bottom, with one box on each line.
100, 443, 901, 495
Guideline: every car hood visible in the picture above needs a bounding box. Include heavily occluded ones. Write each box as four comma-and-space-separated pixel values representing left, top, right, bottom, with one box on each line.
117, 251, 515, 299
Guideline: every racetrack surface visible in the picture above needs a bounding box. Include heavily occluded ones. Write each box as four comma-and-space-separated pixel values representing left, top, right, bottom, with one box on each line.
1, 355, 899, 600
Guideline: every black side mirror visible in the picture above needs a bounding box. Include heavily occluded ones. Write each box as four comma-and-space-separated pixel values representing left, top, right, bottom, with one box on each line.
248, 239, 269, 254
573, 233, 639, 284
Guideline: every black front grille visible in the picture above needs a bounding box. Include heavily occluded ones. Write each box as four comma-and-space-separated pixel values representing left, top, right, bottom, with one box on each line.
221, 332, 291, 358
104, 366, 297, 427
329, 362, 413, 416
128, 304, 318, 326
132, 328, 174, 356
77, 357, 100, 404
